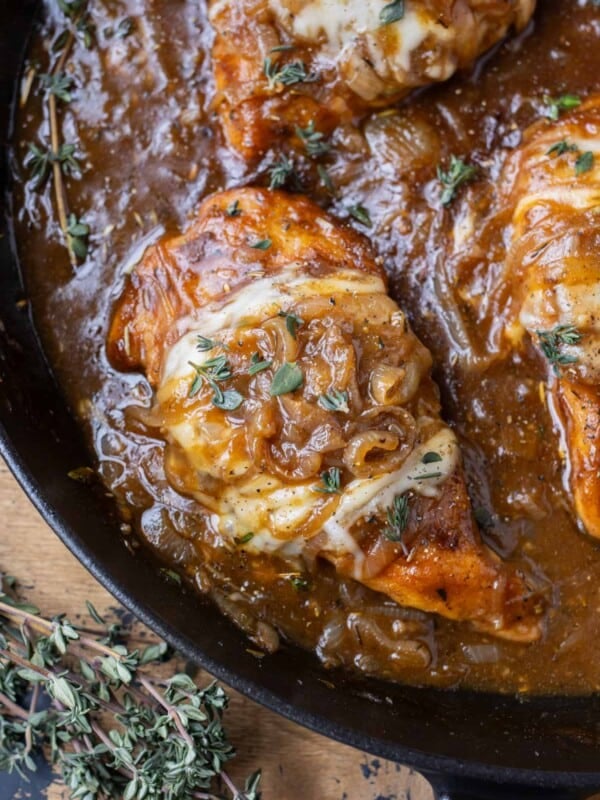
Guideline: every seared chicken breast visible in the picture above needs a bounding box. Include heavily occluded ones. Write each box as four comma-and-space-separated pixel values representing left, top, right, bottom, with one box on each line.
108, 188, 543, 641
210, 0, 535, 159
496, 97, 600, 539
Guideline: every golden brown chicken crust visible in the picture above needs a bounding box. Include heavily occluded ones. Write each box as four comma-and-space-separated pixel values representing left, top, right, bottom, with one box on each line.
108, 187, 383, 384
364, 470, 543, 641
108, 187, 544, 641
209, 0, 536, 160
497, 96, 600, 538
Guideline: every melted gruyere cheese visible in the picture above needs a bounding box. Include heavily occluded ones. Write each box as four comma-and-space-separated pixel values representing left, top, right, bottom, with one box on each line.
157, 267, 458, 571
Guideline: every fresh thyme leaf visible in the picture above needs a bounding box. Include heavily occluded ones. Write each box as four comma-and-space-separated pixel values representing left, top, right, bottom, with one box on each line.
57, 0, 86, 19
66, 213, 89, 260
116, 16, 135, 38
52, 29, 70, 52
288, 575, 310, 591
278, 309, 304, 338
380, 0, 404, 25
546, 139, 578, 157
347, 204, 372, 227
212, 386, 244, 411
317, 164, 335, 194
76, 14, 95, 49
417, 471, 443, 480
248, 352, 272, 375
39, 72, 73, 102
421, 451, 443, 464
197, 335, 226, 351
85, 600, 105, 625
315, 467, 341, 494
250, 238, 272, 250
188, 355, 237, 403
25, 143, 51, 185
437, 155, 477, 206
226, 199, 241, 217
543, 93, 581, 121
575, 150, 594, 176
383, 494, 410, 544
268, 155, 298, 189
264, 57, 315, 88
234, 532, 255, 545
270, 362, 304, 396
537, 324, 582, 375
318, 389, 349, 413
295, 121, 330, 157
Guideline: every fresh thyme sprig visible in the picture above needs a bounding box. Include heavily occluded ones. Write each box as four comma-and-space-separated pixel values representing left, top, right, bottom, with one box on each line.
536, 324, 582, 375
437, 155, 477, 206
0, 575, 261, 800
24, 1, 91, 266
383, 494, 410, 552
188, 355, 244, 410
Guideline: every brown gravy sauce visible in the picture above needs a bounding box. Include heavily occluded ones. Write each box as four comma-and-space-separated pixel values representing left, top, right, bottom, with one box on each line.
12, 0, 600, 693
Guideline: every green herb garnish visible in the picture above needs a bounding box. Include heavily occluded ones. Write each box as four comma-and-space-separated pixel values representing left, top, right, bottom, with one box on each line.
543, 94, 581, 121
437, 155, 477, 206
295, 121, 330, 157
379, 0, 404, 25
575, 150, 594, 176
421, 451, 442, 464
264, 57, 315, 88
288, 575, 310, 591
226, 199, 241, 217
234, 532, 255, 545
317, 164, 335, 194
347, 204, 372, 227
250, 238, 272, 250
270, 362, 304, 396
188, 355, 244, 409
278, 310, 304, 338
383, 494, 410, 545
315, 467, 341, 495
248, 352, 272, 375
268, 156, 298, 190
537, 324, 582, 375
66, 214, 89, 260
40, 71, 73, 102
547, 139, 578, 157
318, 389, 349, 413
197, 335, 226, 352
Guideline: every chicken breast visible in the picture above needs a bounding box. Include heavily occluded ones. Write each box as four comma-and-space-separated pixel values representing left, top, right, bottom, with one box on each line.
498, 96, 600, 537
108, 187, 544, 641
209, 0, 535, 159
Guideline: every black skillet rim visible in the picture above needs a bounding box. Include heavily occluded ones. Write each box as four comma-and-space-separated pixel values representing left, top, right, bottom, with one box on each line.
2, 0, 600, 793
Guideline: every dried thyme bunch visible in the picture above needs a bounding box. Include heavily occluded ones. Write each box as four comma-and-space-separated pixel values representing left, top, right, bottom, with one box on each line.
0, 576, 261, 800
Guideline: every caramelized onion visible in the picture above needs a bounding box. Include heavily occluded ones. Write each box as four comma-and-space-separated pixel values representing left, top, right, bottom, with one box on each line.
343, 406, 416, 477
369, 361, 423, 406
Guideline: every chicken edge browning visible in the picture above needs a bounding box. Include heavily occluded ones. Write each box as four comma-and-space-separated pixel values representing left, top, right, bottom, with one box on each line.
499, 97, 600, 540
108, 187, 545, 643
209, 0, 536, 161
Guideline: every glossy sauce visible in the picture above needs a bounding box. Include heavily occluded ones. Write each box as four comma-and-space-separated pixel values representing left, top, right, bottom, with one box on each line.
12, 0, 600, 693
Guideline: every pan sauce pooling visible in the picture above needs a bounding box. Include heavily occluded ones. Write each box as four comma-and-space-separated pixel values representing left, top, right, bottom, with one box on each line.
14, 0, 600, 692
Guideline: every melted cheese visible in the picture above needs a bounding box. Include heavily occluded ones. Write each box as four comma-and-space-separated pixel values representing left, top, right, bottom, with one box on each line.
158, 265, 458, 572
162, 266, 385, 383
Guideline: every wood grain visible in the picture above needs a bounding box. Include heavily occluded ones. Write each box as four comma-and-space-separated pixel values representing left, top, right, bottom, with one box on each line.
0, 461, 433, 800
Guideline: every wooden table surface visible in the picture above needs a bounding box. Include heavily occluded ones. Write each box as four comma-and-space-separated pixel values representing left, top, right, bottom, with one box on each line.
0, 461, 433, 800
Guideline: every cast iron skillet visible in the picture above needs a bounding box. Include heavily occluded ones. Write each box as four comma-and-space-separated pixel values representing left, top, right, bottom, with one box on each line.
2, 4, 600, 799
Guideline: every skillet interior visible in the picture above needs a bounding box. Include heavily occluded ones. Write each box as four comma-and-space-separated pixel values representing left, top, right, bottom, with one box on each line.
1, 2, 600, 796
